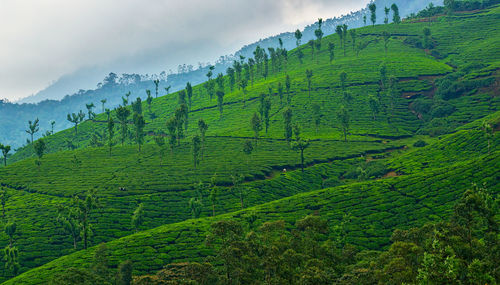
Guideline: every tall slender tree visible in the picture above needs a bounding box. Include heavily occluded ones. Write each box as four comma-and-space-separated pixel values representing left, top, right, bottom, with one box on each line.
382, 31, 391, 54
384, 7, 390, 24
133, 113, 145, 152
216, 90, 225, 117
116, 106, 131, 146
186, 82, 193, 108
285, 75, 292, 105
198, 118, 208, 159
0, 144, 11, 166
164, 85, 171, 95
328, 42, 335, 62
292, 139, 310, 172
312, 103, 321, 133
350, 29, 356, 51
100, 99, 107, 113
130, 203, 145, 233
86, 103, 95, 120
369, 3, 377, 26
107, 118, 115, 156
153, 79, 160, 98
305, 69, 313, 99
391, 4, 401, 24
251, 113, 262, 144
337, 106, 350, 142
336, 25, 343, 50
192, 135, 202, 169
368, 95, 380, 120
33, 139, 46, 170
342, 24, 348, 56
294, 29, 302, 48
283, 107, 293, 143
154, 134, 166, 166
75, 189, 98, 250
26, 118, 40, 143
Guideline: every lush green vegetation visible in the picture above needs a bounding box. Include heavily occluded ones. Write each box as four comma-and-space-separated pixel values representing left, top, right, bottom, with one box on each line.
0, 2, 498, 284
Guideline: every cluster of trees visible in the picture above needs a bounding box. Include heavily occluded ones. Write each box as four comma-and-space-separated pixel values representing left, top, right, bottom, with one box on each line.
133, 184, 498, 284
52, 244, 133, 285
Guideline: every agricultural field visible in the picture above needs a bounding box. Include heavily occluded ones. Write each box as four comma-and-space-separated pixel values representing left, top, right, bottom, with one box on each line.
0, 1, 499, 284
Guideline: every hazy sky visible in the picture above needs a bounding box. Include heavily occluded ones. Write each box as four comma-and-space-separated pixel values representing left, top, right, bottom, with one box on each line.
0, 0, 369, 101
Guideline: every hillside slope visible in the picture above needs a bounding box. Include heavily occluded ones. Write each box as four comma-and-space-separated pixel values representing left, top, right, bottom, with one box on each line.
0, 3, 499, 284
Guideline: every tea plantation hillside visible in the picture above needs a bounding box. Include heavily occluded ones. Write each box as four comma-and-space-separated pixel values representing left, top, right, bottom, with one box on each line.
4, 122, 498, 284
0, 3, 499, 284
8, 4, 500, 163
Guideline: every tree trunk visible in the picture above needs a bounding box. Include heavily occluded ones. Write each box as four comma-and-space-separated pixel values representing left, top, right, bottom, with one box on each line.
300, 149, 305, 172
73, 236, 77, 249
212, 204, 215, 217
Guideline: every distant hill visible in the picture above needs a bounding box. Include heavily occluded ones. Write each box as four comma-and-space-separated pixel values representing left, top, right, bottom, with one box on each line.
1, 0, 441, 150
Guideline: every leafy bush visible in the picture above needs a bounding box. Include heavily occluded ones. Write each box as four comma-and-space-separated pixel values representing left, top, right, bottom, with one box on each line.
413, 140, 428, 147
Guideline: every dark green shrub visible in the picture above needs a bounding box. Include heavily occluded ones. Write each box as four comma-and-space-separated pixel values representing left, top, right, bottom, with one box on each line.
413, 140, 428, 147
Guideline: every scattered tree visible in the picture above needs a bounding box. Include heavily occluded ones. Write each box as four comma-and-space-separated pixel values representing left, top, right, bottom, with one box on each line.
154, 134, 166, 166
116, 106, 131, 146
133, 113, 145, 152
305, 69, 313, 99
100, 99, 107, 113
107, 118, 115, 156
131, 203, 144, 232
0, 144, 11, 166
0, 188, 8, 218
231, 173, 246, 209
482, 121, 494, 154
186, 82, 193, 108
86, 103, 96, 120
285, 75, 292, 105
391, 4, 401, 24
308, 40, 315, 61
57, 204, 80, 249
368, 95, 380, 120
312, 103, 321, 132
243, 139, 254, 166
384, 6, 390, 24
382, 31, 391, 54
164, 85, 171, 95
283, 107, 293, 143
216, 90, 225, 116
337, 106, 350, 142
189, 197, 202, 219
292, 139, 310, 172
26, 118, 40, 143
192, 135, 202, 169
34, 139, 46, 170
369, 3, 377, 26
350, 29, 356, 51
294, 29, 302, 47
67, 111, 85, 135
146, 91, 153, 113
116, 260, 133, 285
342, 24, 348, 56
51, 120, 56, 134
166, 117, 177, 152
363, 15, 367, 26
153, 79, 160, 98
251, 113, 263, 143
423, 27, 432, 49
75, 189, 98, 250
328, 42, 335, 62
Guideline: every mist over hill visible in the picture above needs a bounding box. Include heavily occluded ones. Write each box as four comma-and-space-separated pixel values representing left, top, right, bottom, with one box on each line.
1, 0, 441, 149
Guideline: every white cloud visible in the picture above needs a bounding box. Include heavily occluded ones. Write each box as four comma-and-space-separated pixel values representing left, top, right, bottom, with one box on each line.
0, 0, 368, 101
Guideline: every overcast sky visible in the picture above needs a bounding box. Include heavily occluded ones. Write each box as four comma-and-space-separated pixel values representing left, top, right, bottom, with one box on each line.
0, 0, 369, 101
